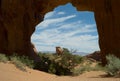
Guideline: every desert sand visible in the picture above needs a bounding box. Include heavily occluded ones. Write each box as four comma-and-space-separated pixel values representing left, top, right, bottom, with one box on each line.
0, 62, 119, 81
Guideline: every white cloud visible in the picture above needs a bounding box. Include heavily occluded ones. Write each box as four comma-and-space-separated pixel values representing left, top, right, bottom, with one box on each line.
57, 21, 82, 30
44, 11, 65, 19
60, 35, 99, 52
35, 45, 54, 52
44, 11, 55, 19
57, 12, 66, 15
36, 14, 76, 28
31, 21, 99, 53
32, 32, 99, 53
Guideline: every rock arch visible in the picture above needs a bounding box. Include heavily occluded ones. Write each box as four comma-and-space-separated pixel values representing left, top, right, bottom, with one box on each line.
0, 0, 120, 64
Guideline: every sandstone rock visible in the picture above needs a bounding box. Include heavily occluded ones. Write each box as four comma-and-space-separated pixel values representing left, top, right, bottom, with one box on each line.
56, 47, 63, 56
85, 51, 101, 61
0, 0, 120, 64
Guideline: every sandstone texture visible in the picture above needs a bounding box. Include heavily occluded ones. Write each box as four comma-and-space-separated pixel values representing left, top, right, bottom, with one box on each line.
0, 0, 120, 64
85, 51, 101, 61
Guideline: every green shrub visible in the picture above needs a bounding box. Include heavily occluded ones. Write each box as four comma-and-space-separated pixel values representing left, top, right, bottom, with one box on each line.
10, 54, 34, 71
63, 48, 71, 54
10, 56, 26, 71
72, 65, 93, 76
72, 55, 83, 64
71, 64, 92, 76
105, 54, 120, 76
72, 67, 85, 76
92, 63, 105, 71
36, 51, 84, 76
16, 55, 34, 68
48, 63, 56, 74
0, 54, 8, 63
0, 53, 34, 71
72, 61, 106, 76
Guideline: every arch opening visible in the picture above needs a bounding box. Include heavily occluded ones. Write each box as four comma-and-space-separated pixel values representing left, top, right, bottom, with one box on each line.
31, 3, 100, 55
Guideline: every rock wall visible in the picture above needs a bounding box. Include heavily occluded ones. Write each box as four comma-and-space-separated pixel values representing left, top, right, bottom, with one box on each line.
0, 0, 120, 64
0, 0, 43, 60
94, 0, 120, 64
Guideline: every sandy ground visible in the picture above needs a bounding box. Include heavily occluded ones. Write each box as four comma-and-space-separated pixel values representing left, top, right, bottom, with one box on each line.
0, 62, 120, 81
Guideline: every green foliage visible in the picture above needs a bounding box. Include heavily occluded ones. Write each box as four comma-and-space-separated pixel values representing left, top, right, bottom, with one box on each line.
93, 63, 105, 71
48, 63, 56, 74
72, 63, 94, 76
36, 50, 84, 75
60, 54, 83, 69
1, 50, 107, 76
17, 56, 34, 69
72, 66, 90, 76
72, 55, 83, 64
0, 54, 8, 63
63, 48, 71, 54
10, 54, 34, 69
10, 56, 26, 71
105, 54, 120, 76
72, 60, 105, 76
0, 53, 34, 71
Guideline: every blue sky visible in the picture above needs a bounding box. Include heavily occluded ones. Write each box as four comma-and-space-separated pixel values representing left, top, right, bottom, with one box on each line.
31, 3, 100, 53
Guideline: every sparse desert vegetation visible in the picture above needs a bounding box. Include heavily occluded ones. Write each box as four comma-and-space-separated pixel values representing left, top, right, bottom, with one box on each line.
0, 53, 34, 71
0, 51, 120, 81
105, 54, 120, 77
35, 48, 84, 75
0, 50, 120, 77
0, 54, 8, 63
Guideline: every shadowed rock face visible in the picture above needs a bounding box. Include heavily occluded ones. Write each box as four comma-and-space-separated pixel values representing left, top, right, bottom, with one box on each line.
0, 0, 120, 64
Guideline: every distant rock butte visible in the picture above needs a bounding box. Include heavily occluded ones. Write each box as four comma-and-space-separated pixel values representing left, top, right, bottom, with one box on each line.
0, 0, 120, 64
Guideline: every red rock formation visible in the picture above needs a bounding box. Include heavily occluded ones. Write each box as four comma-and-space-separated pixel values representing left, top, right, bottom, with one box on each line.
0, 0, 43, 60
56, 47, 63, 56
0, 0, 120, 64
85, 51, 101, 61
